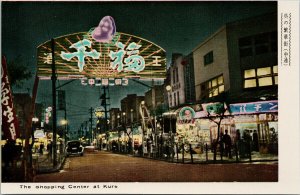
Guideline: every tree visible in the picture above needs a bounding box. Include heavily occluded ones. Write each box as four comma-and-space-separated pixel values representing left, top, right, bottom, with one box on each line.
204, 93, 231, 162
7, 55, 32, 88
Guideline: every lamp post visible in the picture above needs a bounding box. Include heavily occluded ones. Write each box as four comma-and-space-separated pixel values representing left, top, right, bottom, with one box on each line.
117, 114, 120, 128
130, 109, 134, 154
60, 119, 67, 141
166, 85, 172, 134
166, 85, 172, 159
140, 101, 145, 156
122, 112, 126, 126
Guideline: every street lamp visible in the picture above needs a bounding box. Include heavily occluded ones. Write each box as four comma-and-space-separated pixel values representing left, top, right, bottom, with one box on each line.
130, 109, 134, 154
117, 114, 120, 127
60, 119, 67, 126
140, 101, 146, 156
32, 117, 39, 123
130, 109, 134, 123
122, 112, 126, 126
165, 85, 173, 159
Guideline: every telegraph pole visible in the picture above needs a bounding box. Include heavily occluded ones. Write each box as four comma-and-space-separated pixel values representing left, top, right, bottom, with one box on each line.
90, 107, 93, 145
103, 87, 109, 132
100, 86, 110, 133
51, 38, 57, 167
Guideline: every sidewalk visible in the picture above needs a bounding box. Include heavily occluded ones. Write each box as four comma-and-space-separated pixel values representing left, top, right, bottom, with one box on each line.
111, 150, 278, 164
33, 152, 66, 174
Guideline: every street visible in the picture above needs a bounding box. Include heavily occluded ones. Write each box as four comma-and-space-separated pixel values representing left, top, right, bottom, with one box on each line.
34, 151, 278, 182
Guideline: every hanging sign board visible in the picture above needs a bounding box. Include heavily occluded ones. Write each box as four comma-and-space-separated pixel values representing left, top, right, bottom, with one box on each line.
229, 100, 278, 115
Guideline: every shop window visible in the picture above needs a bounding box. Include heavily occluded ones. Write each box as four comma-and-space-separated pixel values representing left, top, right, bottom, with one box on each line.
243, 65, 278, 88
204, 51, 213, 66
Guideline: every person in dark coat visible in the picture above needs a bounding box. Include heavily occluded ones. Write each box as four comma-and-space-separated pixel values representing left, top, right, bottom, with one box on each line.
222, 130, 232, 158
252, 130, 259, 152
47, 141, 52, 159
39, 142, 44, 155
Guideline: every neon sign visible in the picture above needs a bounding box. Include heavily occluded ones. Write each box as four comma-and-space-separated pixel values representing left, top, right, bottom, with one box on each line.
109, 42, 145, 73
60, 39, 101, 72
81, 78, 128, 86
37, 32, 166, 80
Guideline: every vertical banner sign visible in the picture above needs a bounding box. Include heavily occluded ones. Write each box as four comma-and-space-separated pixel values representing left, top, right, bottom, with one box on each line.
1, 56, 20, 140
57, 90, 66, 110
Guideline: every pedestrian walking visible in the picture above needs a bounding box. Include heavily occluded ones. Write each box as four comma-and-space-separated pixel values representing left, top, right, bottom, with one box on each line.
222, 130, 232, 158
47, 141, 52, 159
39, 142, 44, 155
252, 130, 259, 152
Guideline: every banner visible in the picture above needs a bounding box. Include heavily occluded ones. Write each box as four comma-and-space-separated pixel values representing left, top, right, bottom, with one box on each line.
1, 56, 20, 140
229, 100, 278, 115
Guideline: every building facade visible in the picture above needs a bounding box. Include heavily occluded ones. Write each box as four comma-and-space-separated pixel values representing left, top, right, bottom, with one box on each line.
167, 53, 186, 109
183, 53, 196, 104
120, 94, 145, 125
109, 108, 120, 130
190, 12, 278, 154
144, 85, 165, 112
193, 12, 277, 102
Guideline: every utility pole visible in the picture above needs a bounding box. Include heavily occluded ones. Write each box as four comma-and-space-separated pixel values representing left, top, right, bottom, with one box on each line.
90, 107, 93, 145
51, 38, 57, 168
64, 108, 67, 142
100, 86, 110, 133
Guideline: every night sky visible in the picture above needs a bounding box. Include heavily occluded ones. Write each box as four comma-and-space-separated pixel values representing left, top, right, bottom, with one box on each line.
1, 1, 277, 131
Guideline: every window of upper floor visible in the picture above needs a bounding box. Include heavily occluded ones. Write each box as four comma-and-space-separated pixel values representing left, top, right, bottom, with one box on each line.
200, 74, 224, 99
243, 65, 278, 88
204, 51, 214, 66
239, 31, 277, 58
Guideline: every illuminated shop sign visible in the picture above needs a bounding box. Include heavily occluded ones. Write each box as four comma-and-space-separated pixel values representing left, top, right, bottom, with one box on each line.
81, 78, 129, 86
229, 100, 278, 115
178, 106, 196, 123
45, 107, 52, 124
37, 32, 166, 80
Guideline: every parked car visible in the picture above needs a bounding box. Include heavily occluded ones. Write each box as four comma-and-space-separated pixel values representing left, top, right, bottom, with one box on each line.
65, 140, 84, 157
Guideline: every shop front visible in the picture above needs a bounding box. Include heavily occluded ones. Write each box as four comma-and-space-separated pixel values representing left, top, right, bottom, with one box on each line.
173, 100, 278, 157
230, 100, 278, 155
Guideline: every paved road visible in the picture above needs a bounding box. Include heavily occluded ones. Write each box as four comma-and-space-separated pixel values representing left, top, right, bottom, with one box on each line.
34, 151, 278, 182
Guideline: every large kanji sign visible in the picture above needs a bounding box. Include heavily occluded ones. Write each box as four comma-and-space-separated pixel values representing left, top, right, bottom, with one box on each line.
1, 56, 20, 140
37, 31, 166, 80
